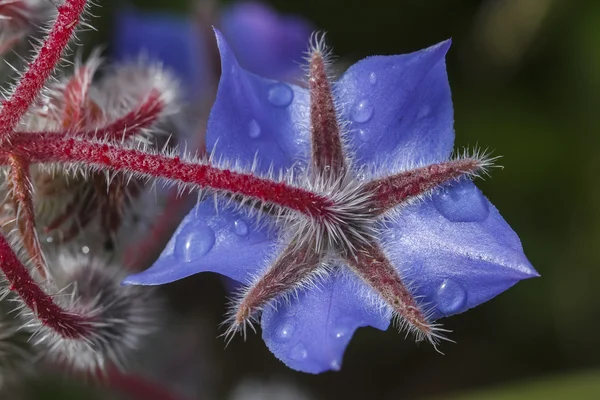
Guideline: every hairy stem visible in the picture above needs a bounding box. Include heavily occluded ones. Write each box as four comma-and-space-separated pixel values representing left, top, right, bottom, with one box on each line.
61, 60, 98, 129
343, 242, 433, 338
0, 234, 91, 339
309, 50, 346, 177
0, 0, 87, 141
89, 90, 165, 141
7, 153, 48, 279
364, 158, 486, 215
4, 134, 337, 221
235, 236, 322, 327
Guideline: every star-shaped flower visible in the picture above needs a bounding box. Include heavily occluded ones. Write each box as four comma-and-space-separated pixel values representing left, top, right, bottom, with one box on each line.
125, 32, 538, 374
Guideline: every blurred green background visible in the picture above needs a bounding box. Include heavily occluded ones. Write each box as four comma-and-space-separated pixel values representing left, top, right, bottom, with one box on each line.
26, 0, 600, 399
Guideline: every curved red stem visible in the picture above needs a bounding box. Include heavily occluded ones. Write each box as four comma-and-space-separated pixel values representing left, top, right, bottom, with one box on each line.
0, 0, 87, 141
0, 234, 91, 339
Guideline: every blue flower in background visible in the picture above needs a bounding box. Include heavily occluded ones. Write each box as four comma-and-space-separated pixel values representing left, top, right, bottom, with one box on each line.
125, 30, 538, 374
113, 6, 206, 99
113, 2, 312, 100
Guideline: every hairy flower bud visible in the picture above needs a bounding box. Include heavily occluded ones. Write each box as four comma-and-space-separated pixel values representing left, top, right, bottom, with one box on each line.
18, 252, 160, 372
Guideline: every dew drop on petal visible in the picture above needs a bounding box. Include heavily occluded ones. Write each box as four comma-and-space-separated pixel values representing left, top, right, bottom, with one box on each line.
351, 99, 374, 123
358, 128, 371, 142
289, 343, 308, 361
330, 359, 342, 371
268, 83, 294, 107
274, 320, 295, 342
433, 183, 490, 222
331, 324, 351, 340
248, 119, 261, 139
435, 279, 468, 315
233, 219, 249, 236
369, 72, 377, 84
174, 224, 216, 263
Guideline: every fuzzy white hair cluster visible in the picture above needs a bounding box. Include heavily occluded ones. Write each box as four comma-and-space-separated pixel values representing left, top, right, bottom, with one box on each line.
14, 252, 161, 372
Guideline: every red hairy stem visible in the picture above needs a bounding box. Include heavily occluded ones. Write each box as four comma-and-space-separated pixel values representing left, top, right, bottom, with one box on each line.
6, 153, 48, 279
235, 237, 322, 325
0, 0, 88, 141
0, 234, 91, 339
343, 243, 432, 336
61, 61, 98, 128
3, 135, 337, 221
88, 90, 165, 141
364, 158, 485, 215
309, 51, 346, 177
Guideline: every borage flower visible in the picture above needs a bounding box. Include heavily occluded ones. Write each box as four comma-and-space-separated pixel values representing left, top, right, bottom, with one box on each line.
126, 31, 538, 374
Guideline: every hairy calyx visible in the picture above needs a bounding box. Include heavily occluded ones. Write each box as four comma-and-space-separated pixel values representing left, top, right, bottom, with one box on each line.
220, 44, 491, 344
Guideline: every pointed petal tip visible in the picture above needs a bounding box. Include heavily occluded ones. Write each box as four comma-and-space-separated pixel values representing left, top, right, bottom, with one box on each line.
213, 28, 234, 62
511, 256, 539, 280
431, 38, 452, 57
121, 274, 153, 287
212, 26, 224, 42
119, 256, 200, 287
520, 263, 540, 279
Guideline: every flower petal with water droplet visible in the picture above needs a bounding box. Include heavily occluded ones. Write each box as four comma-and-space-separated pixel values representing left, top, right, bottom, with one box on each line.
206, 30, 310, 174
381, 180, 538, 319
123, 200, 274, 285
262, 271, 391, 374
337, 40, 454, 170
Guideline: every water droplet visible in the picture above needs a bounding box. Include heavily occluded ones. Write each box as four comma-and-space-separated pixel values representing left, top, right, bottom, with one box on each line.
234, 219, 249, 236
436, 279, 467, 315
45, 236, 53, 243
81, 246, 90, 254
351, 99, 374, 123
330, 359, 341, 370
433, 182, 490, 222
357, 128, 371, 142
369, 72, 377, 84
332, 325, 351, 340
418, 105, 432, 119
289, 343, 308, 361
268, 83, 294, 107
174, 224, 215, 263
248, 119, 261, 139
275, 320, 295, 342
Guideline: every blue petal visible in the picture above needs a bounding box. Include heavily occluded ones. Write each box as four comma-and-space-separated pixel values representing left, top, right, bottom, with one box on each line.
123, 201, 275, 285
205, 30, 310, 174
220, 2, 312, 80
112, 7, 206, 100
262, 271, 391, 374
337, 40, 454, 169
382, 180, 538, 319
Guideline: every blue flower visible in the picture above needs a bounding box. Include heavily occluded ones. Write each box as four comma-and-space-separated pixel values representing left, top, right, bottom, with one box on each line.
112, 6, 206, 100
112, 2, 312, 99
125, 31, 538, 374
